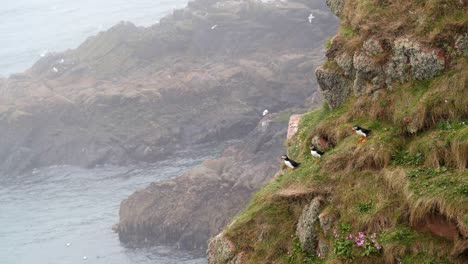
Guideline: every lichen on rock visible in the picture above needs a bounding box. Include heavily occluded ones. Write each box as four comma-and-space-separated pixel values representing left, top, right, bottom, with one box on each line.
207, 233, 235, 264
296, 196, 325, 254
325, 0, 345, 17
386, 38, 446, 82
315, 66, 351, 109
455, 33, 468, 56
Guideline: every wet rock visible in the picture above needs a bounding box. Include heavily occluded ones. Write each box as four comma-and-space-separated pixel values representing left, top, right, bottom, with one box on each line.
296, 196, 325, 254
315, 66, 352, 109
118, 117, 289, 251
0, 0, 338, 175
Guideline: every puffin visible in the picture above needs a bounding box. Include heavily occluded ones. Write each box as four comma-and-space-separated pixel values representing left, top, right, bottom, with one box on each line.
309, 145, 324, 159
352, 125, 371, 142
280, 155, 300, 169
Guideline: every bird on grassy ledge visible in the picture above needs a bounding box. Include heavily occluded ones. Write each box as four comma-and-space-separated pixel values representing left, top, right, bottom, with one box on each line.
309, 145, 324, 159
281, 155, 300, 169
352, 125, 371, 143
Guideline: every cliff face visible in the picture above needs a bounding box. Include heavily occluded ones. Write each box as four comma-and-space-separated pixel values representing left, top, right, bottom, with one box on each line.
209, 1, 467, 263
0, 0, 338, 175
118, 114, 288, 250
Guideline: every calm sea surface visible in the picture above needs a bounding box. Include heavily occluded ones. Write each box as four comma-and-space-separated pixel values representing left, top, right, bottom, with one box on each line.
0, 141, 234, 264
0, 0, 187, 77
0, 1, 222, 263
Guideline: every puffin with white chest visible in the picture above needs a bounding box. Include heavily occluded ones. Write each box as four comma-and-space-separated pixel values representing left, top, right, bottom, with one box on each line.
352, 125, 371, 143
280, 155, 300, 169
309, 145, 324, 159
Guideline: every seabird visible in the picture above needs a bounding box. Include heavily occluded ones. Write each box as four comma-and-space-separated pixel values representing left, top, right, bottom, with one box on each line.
52, 67, 58, 73
262, 109, 269, 116
352, 125, 371, 142
211, 24, 218, 30
309, 145, 324, 158
59, 58, 65, 63
281, 155, 300, 169
308, 13, 315, 23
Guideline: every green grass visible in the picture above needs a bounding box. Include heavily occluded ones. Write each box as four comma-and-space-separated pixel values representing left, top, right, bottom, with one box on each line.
218, 7, 468, 263
340, 24, 357, 38
391, 150, 424, 166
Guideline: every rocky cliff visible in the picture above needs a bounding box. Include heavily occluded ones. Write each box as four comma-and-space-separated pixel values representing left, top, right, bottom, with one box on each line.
115, 1, 341, 251
118, 113, 289, 250
209, 0, 467, 263
0, 0, 337, 176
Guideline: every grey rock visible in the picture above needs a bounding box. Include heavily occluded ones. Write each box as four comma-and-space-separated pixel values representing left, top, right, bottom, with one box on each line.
326, 0, 345, 16
118, 117, 289, 251
335, 52, 354, 77
363, 38, 384, 56
353, 51, 381, 80
315, 66, 352, 108
385, 38, 445, 82
455, 33, 468, 56
353, 71, 368, 96
296, 196, 325, 254
318, 212, 335, 234
0, 0, 339, 176
207, 233, 235, 264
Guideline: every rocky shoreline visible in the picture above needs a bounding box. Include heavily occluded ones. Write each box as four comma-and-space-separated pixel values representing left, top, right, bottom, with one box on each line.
0, 0, 338, 254
0, 0, 336, 176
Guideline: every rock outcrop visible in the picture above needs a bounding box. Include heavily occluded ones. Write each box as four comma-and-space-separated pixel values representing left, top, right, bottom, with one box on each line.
296, 196, 325, 254
0, 0, 338, 176
208, 0, 467, 263
118, 114, 290, 250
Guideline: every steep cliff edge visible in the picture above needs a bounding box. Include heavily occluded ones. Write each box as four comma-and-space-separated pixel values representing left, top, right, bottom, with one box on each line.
209, 1, 467, 263
114, 0, 338, 253
118, 114, 289, 250
0, 0, 337, 175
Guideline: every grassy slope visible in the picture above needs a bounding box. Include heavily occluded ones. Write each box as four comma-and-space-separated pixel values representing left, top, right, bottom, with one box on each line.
222, 1, 467, 263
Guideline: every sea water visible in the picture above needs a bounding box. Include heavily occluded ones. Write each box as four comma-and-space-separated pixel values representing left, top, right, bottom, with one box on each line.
0, 0, 187, 77
0, 141, 232, 264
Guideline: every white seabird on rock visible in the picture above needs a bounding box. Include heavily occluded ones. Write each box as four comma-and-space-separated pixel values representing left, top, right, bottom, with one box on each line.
59, 58, 65, 63
211, 24, 218, 30
262, 109, 269, 116
308, 13, 315, 23
52, 67, 58, 73
66, 242, 71, 247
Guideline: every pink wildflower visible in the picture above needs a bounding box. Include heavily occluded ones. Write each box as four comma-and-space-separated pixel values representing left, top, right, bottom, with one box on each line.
370, 233, 377, 239
358, 232, 365, 238
334, 234, 339, 238
348, 234, 353, 239
375, 244, 382, 250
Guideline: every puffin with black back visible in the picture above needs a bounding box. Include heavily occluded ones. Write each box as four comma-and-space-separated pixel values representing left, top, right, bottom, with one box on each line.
280, 155, 300, 169
309, 145, 324, 159
352, 125, 371, 143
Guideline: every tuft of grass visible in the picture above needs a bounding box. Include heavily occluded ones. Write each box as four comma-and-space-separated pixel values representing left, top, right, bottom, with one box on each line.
391, 150, 424, 166
325, 37, 332, 49
357, 200, 374, 213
